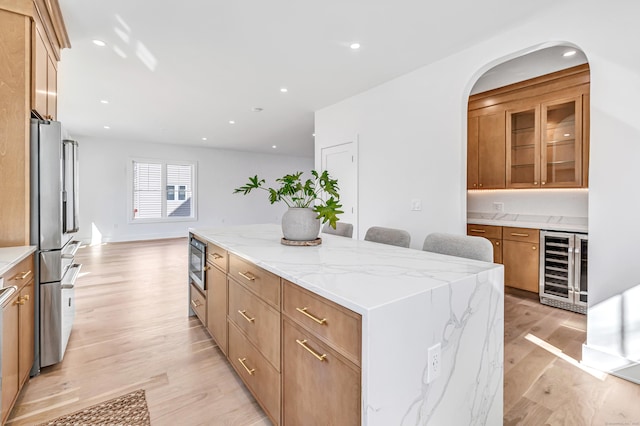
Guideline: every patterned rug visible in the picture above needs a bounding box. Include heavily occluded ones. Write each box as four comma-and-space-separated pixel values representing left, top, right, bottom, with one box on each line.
37, 389, 151, 426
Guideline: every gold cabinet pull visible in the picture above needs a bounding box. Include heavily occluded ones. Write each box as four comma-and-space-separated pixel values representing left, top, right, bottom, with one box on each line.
237, 358, 255, 375
510, 233, 529, 237
204, 265, 211, 271
238, 271, 256, 281
532, 246, 537, 250
470, 229, 486, 233
295, 307, 327, 325
22, 294, 30, 302
190, 299, 201, 309
495, 241, 500, 246
238, 310, 255, 323
212, 253, 223, 260
14, 270, 32, 280
296, 339, 327, 362
14, 297, 25, 306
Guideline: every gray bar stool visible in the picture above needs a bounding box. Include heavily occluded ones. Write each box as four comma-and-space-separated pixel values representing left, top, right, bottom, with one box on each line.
364, 226, 411, 248
422, 232, 493, 262
322, 222, 354, 238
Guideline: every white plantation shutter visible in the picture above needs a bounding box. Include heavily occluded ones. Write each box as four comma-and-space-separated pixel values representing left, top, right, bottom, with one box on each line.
133, 162, 162, 218
131, 160, 196, 221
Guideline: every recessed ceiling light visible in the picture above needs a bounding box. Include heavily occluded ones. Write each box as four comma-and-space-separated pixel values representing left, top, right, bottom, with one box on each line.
350, 43, 361, 50
202, 137, 207, 141
93, 39, 107, 47
252, 107, 264, 112
229, 120, 235, 124
280, 88, 288, 93
272, 145, 277, 149
100, 100, 109, 104
563, 50, 577, 57
103, 125, 110, 129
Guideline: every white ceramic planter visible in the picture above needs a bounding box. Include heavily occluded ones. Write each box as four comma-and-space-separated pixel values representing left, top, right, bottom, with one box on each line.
281, 207, 320, 241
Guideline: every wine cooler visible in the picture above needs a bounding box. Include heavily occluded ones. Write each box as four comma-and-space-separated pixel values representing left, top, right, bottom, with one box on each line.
539, 230, 588, 314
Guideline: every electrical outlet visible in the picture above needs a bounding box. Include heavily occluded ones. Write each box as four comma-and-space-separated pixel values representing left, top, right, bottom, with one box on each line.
427, 342, 441, 383
493, 202, 504, 212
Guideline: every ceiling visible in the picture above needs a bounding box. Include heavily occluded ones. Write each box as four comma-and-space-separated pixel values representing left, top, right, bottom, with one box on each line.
58, 0, 567, 157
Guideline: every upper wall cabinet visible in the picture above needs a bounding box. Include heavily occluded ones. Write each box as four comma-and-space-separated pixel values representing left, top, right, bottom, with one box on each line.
468, 64, 590, 190
467, 111, 506, 189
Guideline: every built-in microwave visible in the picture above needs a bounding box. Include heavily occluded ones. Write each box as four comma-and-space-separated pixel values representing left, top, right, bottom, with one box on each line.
189, 234, 206, 292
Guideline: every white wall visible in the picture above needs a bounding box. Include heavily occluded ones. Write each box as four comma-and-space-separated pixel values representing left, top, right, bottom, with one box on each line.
77, 136, 312, 243
315, 1, 640, 380
467, 189, 588, 218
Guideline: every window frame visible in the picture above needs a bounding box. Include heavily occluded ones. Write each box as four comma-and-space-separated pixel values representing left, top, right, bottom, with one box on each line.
127, 158, 198, 224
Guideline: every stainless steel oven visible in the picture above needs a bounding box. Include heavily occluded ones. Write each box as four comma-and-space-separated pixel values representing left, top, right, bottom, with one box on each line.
189, 234, 206, 292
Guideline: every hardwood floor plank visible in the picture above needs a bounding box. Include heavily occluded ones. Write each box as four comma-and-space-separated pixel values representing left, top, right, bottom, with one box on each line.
6, 238, 639, 425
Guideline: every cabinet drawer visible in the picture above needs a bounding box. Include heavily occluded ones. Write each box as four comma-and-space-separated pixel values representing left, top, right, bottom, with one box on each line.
467, 224, 502, 239
207, 243, 227, 272
229, 254, 280, 308
283, 280, 361, 366
503, 227, 539, 244
228, 279, 280, 369
282, 318, 360, 426
228, 321, 281, 426
189, 284, 206, 324
2, 255, 35, 289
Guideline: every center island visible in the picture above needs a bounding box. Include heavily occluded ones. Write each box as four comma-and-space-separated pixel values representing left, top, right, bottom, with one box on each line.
189, 224, 504, 426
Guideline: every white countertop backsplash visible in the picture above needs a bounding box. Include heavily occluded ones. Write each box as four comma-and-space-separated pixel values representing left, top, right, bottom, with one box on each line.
0, 246, 36, 279
467, 211, 588, 233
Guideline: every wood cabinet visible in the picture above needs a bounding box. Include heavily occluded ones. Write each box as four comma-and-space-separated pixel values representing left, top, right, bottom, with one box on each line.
282, 318, 361, 426
227, 254, 281, 425
467, 224, 502, 264
281, 280, 361, 425
0, 2, 69, 247
502, 227, 539, 293
467, 111, 506, 189
206, 243, 227, 355
468, 64, 590, 191
506, 95, 583, 188
190, 245, 363, 426
1, 254, 35, 425
33, 23, 58, 120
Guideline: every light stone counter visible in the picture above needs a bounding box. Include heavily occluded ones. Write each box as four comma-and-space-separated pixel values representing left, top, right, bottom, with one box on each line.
468, 211, 588, 233
0, 246, 36, 280
191, 224, 504, 425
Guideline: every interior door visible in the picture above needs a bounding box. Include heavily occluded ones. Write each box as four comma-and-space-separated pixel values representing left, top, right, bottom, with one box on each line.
321, 140, 358, 238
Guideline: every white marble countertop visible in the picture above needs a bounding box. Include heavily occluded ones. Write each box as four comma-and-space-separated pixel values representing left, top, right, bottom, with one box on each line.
0, 245, 36, 280
191, 224, 501, 315
467, 211, 588, 233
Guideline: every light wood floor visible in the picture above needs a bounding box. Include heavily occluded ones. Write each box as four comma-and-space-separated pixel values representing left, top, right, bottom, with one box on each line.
6, 238, 640, 425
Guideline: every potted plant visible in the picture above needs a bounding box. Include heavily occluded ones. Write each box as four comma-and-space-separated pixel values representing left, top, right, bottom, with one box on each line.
234, 170, 343, 242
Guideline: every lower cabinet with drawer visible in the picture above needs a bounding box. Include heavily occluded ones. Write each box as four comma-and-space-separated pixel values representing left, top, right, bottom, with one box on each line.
222, 253, 362, 426
1, 253, 35, 425
467, 224, 503, 264
503, 227, 540, 293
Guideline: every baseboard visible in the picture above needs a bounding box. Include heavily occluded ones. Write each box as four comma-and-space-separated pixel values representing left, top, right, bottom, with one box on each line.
582, 343, 640, 384
76, 232, 188, 246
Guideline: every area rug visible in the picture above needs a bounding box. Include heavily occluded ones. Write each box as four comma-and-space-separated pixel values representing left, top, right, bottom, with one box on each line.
37, 389, 151, 426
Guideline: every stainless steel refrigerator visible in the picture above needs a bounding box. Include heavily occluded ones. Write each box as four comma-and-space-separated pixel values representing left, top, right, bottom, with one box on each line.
30, 118, 81, 372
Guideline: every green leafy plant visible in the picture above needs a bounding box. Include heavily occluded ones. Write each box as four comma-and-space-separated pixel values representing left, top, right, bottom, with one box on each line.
234, 170, 343, 228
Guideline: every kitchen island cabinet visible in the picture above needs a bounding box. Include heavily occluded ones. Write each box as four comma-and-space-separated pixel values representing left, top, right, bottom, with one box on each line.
190, 224, 503, 425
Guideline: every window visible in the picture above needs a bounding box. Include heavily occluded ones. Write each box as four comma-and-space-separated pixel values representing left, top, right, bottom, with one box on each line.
130, 159, 197, 222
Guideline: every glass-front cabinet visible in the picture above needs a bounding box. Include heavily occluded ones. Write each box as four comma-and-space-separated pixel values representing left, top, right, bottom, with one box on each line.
506, 97, 582, 188
506, 105, 540, 187
541, 97, 582, 187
